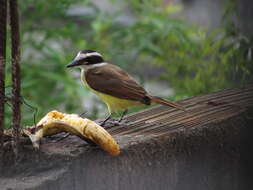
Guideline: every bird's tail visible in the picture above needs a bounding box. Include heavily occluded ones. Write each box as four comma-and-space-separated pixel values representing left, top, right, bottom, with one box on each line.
150, 96, 186, 111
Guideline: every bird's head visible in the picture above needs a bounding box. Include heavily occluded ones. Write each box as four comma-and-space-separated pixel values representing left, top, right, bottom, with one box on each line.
67, 50, 104, 69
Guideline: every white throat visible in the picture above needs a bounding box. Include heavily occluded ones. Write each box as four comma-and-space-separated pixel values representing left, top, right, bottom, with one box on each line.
80, 62, 108, 70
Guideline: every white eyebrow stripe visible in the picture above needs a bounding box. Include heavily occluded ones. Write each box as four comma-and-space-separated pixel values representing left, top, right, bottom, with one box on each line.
86, 52, 102, 57
74, 53, 87, 61
74, 52, 102, 61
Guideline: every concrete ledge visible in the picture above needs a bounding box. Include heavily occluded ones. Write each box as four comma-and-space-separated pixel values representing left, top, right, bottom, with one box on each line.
1, 84, 253, 190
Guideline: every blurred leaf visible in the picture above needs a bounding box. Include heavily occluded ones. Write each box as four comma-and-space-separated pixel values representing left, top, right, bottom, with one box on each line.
4, 0, 253, 128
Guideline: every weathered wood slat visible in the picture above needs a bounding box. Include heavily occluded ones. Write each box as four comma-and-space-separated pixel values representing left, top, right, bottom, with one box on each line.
108, 84, 252, 136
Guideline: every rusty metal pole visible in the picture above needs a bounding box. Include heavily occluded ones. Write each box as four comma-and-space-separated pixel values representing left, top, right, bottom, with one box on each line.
10, 0, 21, 156
0, 0, 7, 155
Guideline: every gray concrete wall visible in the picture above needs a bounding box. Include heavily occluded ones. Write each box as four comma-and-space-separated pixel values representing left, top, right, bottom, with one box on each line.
1, 85, 253, 190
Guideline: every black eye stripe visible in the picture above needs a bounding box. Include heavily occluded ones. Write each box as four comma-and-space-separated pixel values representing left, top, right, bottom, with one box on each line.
78, 54, 104, 65
87, 55, 104, 64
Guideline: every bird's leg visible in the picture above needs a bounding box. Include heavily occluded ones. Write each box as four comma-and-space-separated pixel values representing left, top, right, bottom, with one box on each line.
100, 114, 112, 126
99, 110, 128, 128
118, 109, 128, 123
79, 111, 87, 118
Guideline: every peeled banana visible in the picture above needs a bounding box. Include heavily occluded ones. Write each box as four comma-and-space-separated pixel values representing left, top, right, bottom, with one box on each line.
24, 110, 120, 156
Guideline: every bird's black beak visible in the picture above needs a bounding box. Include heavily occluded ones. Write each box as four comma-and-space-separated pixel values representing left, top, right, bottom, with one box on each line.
66, 60, 81, 68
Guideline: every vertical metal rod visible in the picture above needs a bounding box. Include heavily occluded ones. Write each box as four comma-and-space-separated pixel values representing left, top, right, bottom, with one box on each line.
0, 0, 7, 155
10, 0, 21, 156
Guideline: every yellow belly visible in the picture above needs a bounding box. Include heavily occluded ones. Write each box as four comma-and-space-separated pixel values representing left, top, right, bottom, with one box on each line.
81, 70, 141, 113
92, 91, 141, 114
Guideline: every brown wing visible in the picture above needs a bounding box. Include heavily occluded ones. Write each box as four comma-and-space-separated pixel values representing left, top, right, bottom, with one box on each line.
85, 64, 150, 104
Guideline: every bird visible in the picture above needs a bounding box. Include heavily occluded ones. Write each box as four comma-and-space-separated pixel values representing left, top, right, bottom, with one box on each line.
67, 50, 185, 125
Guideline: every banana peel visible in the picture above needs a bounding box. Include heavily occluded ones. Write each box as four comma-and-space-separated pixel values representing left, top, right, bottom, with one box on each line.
24, 110, 120, 156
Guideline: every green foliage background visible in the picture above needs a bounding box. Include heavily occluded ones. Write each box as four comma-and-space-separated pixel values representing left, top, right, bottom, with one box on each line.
4, 0, 253, 127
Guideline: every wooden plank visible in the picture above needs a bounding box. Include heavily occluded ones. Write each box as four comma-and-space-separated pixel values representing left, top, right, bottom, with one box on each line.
108, 84, 253, 136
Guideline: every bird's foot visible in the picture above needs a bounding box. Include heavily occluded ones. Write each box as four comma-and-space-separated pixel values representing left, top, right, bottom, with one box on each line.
97, 118, 127, 129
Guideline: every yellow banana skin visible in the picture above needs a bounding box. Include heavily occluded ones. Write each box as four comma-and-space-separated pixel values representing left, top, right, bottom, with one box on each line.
24, 110, 120, 156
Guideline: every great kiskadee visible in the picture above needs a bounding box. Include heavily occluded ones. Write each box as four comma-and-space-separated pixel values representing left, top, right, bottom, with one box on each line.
67, 50, 185, 125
